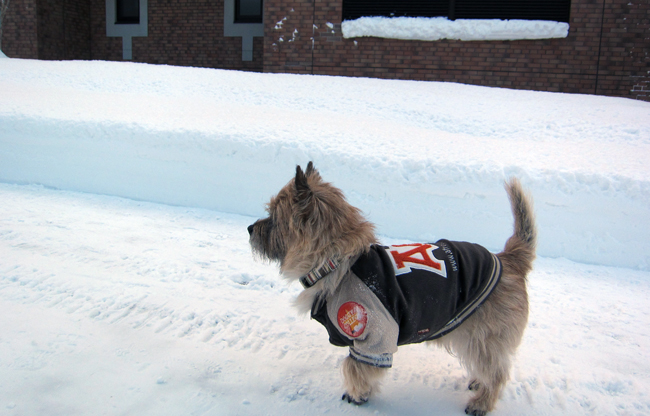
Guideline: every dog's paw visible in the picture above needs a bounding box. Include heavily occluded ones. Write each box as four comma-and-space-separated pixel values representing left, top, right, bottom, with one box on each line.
464, 405, 487, 416
342, 392, 368, 405
468, 380, 481, 391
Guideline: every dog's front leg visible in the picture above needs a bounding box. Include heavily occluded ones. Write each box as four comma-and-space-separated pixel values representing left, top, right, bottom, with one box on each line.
341, 356, 387, 405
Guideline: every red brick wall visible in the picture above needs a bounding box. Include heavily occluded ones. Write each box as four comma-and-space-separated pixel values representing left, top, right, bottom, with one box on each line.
631, 73, 649, 100
264, 0, 315, 74
2, 0, 90, 60
3, 0, 263, 71
596, 0, 650, 98
89, 0, 263, 71
264, 0, 650, 101
1, 0, 38, 58
37, 0, 91, 60
89, 0, 120, 61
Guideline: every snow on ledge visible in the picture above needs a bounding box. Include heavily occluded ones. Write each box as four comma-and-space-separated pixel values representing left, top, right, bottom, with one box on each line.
342, 16, 569, 41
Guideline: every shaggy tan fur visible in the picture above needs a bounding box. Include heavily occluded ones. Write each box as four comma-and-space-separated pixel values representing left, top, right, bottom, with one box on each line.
248, 163, 536, 416
341, 355, 386, 404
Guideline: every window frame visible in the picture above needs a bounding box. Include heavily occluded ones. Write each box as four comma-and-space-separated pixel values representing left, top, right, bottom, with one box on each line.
106, 0, 148, 60
224, 0, 264, 61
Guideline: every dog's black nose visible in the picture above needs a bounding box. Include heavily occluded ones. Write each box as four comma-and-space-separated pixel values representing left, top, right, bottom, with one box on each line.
247, 224, 254, 235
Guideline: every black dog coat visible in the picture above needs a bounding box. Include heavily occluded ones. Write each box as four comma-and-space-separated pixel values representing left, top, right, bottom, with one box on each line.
311, 240, 502, 368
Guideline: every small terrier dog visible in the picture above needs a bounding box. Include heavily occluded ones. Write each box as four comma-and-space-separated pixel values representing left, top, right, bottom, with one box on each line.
248, 162, 536, 415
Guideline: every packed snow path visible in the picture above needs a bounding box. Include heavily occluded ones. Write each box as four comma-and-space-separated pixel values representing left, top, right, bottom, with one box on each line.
1, 184, 649, 415
1, 59, 649, 270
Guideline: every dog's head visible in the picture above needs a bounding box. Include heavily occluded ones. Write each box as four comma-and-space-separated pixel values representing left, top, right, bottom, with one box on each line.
248, 162, 376, 278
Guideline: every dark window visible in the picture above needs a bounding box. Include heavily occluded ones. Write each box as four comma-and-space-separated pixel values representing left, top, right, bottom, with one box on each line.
343, 0, 571, 23
455, 0, 571, 22
235, 0, 263, 24
116, 0, 140, 24
343, 0, 449, 20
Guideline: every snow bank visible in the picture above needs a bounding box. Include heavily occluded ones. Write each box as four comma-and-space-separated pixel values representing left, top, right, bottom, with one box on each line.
342, 17, 569, 41
1, 59, 649, 270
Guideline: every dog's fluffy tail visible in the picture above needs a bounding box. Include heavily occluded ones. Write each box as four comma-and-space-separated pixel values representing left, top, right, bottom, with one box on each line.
501, 178, 537, 277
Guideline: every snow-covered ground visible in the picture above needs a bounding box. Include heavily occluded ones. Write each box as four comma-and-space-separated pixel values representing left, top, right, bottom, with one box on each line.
1, 58, 649, 415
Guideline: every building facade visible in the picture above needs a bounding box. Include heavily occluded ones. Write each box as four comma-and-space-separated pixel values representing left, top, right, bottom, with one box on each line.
2, 0, 648, 100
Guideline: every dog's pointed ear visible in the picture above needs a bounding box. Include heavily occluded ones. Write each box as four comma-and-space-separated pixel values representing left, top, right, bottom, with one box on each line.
295, 164, 317, 223
305, 161, 315, 177
303, 161, 322, 182
295, 164, 312, 201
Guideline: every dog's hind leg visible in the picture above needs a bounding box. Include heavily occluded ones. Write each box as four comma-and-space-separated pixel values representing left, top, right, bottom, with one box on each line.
341, 356, 387, 405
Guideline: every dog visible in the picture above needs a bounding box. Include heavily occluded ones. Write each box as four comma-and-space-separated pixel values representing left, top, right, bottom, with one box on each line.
248, 162, 536, 415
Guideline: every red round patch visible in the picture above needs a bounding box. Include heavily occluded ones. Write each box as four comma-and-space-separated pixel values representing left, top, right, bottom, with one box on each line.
337, 302, 367, 338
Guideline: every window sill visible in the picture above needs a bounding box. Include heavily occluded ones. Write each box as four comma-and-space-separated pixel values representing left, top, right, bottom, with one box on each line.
342, 16, 569, 42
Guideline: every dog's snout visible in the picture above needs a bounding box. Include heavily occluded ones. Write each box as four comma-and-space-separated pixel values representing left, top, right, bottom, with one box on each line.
247, 223, 254, 235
